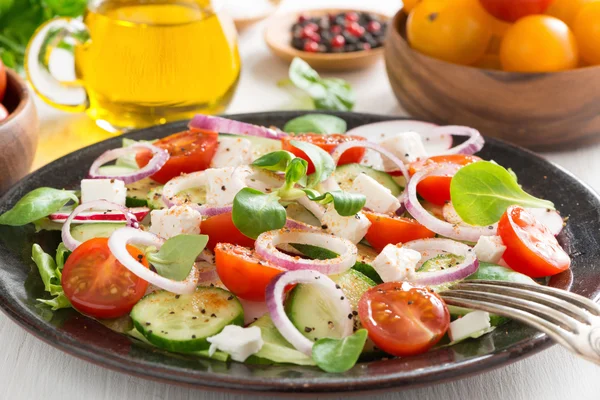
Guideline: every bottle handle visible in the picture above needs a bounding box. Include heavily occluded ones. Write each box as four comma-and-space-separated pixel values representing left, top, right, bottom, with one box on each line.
25, 17, 90, 113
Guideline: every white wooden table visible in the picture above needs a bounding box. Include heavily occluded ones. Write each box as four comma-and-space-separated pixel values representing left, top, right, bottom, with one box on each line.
2, 1, 599, 399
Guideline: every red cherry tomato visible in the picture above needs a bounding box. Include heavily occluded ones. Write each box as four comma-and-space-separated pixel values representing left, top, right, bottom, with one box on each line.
136, 129, 218, 184
479, 0, 553, 22
498, 205, 570, 278
363, 211, 435, 252
0, 59, 6, 103
61, 238, 149, 319
358, 282, 450, 357
201, 212, 255, 251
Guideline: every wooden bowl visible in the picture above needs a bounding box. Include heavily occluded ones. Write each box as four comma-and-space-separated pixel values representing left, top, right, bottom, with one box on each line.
0, 69, 39, 194
265, 9, 388, 72
385, 11, 600, 150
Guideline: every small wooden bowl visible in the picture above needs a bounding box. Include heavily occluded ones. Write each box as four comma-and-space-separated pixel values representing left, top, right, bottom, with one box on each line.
385, 11, 600, 149
265, 9, 388, 72
0, 69, 39, 194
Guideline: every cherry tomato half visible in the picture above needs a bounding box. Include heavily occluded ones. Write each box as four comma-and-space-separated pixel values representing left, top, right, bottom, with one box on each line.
479, 0, 553, 23
363, 211, 435, 252
61, 238, 149, 319
136, 129, 219, 184
498, 205, 571, 278
281, 134, 366, 174
409, 154, 481, 205
573, 2, 600, 66
358, 282, 450, 357
0, 59, 5, 103
201, 212, 255, 251
215, 243, 284, 301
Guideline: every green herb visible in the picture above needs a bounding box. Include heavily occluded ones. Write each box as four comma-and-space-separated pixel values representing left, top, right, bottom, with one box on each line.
450, 161, 554, 226
312, 329, 368, 373
251, 150, 296, 172
303, 189, 365, 217
31, 244, 71, 310
285, 158, 308, 188
290, 140, 335, 187
232, 188, 287, 239
145, 235, 208, 281
0, 187, 78, 226
284, 114, 347, 134
287, 58, 355, 112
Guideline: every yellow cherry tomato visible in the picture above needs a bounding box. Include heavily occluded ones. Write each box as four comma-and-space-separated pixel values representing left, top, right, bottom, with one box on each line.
407, 1, 492, 65
573, 2, 600, 65
546, 0, 597, 27
403, 0, 423, 13
500, 15, 578, 72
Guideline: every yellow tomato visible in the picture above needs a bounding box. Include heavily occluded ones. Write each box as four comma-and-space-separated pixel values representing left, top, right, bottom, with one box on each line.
500, 16, 578, 72
403, 0, 423, 13
546, 0, 597, 27
460, 0, 512, 37
407, 1, 492, 65
573, 3, 600, 65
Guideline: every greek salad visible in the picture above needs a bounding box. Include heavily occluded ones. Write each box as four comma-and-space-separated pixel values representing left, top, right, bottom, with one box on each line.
0, 114, 570, 373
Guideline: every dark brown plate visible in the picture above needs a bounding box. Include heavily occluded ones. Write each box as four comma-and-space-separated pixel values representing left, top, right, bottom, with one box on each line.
0, 111, 598, 394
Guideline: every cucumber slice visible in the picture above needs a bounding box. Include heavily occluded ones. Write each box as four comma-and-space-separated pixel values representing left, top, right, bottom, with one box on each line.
219, 133, 281, 160
448, 305, 508, 327
71, 223, 125, 242
97, 165, 138, 176
334, 163, 402, 197
146, 185, 207, 210
126, 178, 162, 208
147, 186, 166, 209
131, 286, 244, 352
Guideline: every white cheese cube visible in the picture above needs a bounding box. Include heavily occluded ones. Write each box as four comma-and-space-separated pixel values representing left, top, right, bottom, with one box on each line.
473, 236, 506, 263
449, 311, 492, 342
205, 167, 248, 206
378, 131, 428, 169
207, 325, 264, 362
372, 244, 421, 282
149, 205, 202, 239
350, 173, 401, 214
321, 204, 371, 244
210, 136, 253, 168
81, 179, 126, 207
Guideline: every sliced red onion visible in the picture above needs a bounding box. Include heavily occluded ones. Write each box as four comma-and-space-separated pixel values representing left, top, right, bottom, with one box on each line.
331, 141, 410, 180
50, 207, 149, 223
431, 126, 485, 156
297, 197, 326, 220
405, 165, 497, 242
255, 229, 357, 275
526, 208, 564, 236
61, 200, 140, 251
403, 238, 479, 285
189, 114, 287, 140
108, 227, 199, 294
88, 143, 169, 184
285, 218, 320, 231
162, 171, 207, 209
239, 298, 269, 325
196, 260, 219, 283
265, 270, 353, 355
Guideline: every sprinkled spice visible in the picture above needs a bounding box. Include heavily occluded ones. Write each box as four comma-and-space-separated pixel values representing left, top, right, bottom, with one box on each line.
227, 295, 234, 300
347, 313, 353, 319
175, 295, 180, 299
211, 313, 217, 318
192, 335, 196, 339
304, 327, 313, 333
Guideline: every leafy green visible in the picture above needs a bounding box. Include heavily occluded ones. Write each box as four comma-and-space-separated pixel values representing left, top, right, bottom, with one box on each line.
284, 114, 347, 134
287, 58, 355, 112
303, 189, 366, 217
0, 187, 78, 226
31, 244, 71, 310
251, 150, 296, 172
285, 158, 308, 188
232, 188, 287, 239
312, 329, 368, 373
290, 140, 335, 187
450, 161, 554, 226
145, 235, 208, 281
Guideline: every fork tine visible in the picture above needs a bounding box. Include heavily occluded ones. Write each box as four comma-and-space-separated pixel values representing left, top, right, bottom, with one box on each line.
444, 289, 581, 332
451, 282, 594, 324
464, 280, 600, 316
441, 294, 578, 352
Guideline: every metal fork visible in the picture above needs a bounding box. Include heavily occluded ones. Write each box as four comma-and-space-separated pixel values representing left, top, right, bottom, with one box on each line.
440, 280, 600, 365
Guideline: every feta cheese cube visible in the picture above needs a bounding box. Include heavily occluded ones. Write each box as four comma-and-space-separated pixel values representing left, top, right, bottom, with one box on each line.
372, 244, 422, 282
81, 179, 126, 207
205, 167, 248, 206
378, 131, 428, 169
473, 236, 506, 263
211, 136, 253, 168
449, 311, 492, 342
149, 205, 202, 239
207, 325, 264, 362
321, 204, 371, 244
350, 173, 401, 214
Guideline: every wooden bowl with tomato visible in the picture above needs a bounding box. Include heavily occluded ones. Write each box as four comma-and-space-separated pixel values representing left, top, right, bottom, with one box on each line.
385, 0, 600, 149
0, 66, 39, 193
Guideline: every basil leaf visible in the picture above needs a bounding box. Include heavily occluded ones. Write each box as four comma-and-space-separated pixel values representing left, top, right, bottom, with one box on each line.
252, 151, 296, 172
0, 187, 78, 226
31, 244, 71, 310
303, 189, 366, 217
285, 158, 308, 187
233, 188, 287, 239
312, 329, 368, 373
450, 161, 554, 226
284, 114, 347, 134
290, 140, 335, 187
146, 234, 208, 281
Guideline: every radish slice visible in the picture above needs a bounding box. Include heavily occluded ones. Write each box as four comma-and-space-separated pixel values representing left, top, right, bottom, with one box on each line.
189, 114, 287, 140
49, 207, 149, 223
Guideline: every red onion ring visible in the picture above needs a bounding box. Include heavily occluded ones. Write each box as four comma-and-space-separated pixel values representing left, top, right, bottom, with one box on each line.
265, 270, 353, 355
285, 218, 320, 231
403, 238, 479, 285
255, 229, 357, 275
331, 141, 410, 180
430, 126, 485, 156
61, 200, 140, 251
405, 164, 497, 242
162, 171, 207, 209
189, 114, 287, 140
108, 227, 199, 294
88, 143, 169, 184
